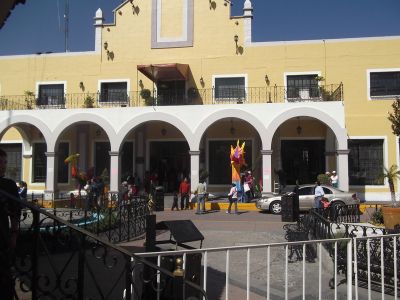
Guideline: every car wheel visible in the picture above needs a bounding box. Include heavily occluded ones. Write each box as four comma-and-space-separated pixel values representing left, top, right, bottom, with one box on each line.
270, 201, 282, 214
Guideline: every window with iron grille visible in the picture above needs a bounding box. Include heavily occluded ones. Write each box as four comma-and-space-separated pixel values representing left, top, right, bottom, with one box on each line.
287, 75, 319, 99
370, 71, 400, 98
349, 139, 383, 185
100, 82, 128, 103
57, 142, 69, 183
214, 77, 245, 101
38, 84, 64, 106
33, 143, 46, 183
1, 143, 22, 181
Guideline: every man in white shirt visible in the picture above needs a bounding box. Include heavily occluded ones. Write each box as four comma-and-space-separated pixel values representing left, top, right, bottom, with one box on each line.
330, 171, 338, 188
314, 181, 324, 209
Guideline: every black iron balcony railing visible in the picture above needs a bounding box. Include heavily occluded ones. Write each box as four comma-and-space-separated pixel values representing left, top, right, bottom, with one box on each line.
0, 83, 343, 111
0, 191, 208, 300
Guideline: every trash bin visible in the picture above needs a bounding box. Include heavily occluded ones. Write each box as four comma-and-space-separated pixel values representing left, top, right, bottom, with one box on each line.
281, 192, 299, 222
152, 186, 164, 211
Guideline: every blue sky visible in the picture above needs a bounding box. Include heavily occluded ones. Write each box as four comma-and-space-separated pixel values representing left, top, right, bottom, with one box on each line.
0, 0, 399, 55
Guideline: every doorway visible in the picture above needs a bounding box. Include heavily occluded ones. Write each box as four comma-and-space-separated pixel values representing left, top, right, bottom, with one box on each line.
149, 141, 189, 192
281, 140, 325, 185
156, 80, 185, 105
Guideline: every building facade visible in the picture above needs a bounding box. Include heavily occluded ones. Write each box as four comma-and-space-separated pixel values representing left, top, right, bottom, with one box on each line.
0, 0, 399, 201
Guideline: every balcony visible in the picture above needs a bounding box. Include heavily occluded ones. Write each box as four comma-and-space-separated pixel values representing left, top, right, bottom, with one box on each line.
0, 83, 343, 110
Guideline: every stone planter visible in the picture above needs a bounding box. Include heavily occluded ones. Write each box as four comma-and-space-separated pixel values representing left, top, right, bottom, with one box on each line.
382, 206, 400, 229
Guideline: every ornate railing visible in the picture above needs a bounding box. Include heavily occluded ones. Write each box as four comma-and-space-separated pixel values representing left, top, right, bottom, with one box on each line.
0, 84, 344, 110
0, 191, 207, 300
21, 194, 148, 244
286, 208, 400, 295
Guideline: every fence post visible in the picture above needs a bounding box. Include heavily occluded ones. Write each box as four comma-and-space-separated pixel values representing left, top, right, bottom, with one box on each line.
173, 257, 184, 300
31, 210, 40, 300
346, 238, 353, 300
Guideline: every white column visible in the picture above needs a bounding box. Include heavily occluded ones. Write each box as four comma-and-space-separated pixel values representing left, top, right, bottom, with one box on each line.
261, 150, 273, 193
337, 149, 350, 192
189, 150, 200, 193
45, 152, 56, 199
109, 151, 120, 193
243, 0, 253, 46
94, 8, 104, 53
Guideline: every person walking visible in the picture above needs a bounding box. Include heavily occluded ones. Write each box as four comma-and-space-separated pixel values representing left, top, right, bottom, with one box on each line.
226, 183, 238, 214
171, 191, 179, 211
0, 148, 21, 300
196, 180, 207, 214
314, 181, 324, 209
179, 177, 190, 210
330, 171, 338, 188
18, 181, 27, 201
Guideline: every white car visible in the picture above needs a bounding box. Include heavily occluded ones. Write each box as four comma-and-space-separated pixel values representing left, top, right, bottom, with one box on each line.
256, 184, 360, 214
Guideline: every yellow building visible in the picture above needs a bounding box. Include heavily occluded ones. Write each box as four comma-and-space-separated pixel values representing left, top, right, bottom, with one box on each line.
0, 0, 399, 202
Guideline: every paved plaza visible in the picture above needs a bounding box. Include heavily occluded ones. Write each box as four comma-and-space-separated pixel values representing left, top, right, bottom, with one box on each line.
121, 200, 381, 300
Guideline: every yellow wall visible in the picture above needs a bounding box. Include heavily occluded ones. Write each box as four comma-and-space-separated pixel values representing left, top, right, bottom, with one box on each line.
0, 0, 399, 193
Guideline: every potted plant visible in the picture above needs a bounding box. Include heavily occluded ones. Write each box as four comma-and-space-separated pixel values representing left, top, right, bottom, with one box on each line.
83, 95, 95, 108
377, 164, 400, 229
140, 89, 154, 106
24, 90, 35, 109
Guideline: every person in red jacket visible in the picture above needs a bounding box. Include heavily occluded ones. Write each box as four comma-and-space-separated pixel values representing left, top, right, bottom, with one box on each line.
179, 177, 191, 210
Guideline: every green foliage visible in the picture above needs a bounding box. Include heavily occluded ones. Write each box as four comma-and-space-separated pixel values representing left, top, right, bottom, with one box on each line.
317, 173, 330, 185
377, 164, 400, 207
140, 89, 151, 100
24, 90, 35, 109
83, 95, 95, 108
388, 97, 400, 136
371, 208, 384, 225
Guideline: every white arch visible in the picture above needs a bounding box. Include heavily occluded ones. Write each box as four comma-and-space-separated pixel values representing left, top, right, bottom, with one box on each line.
50, 113, 117, 151
0, 115, 52, 148
116, 111, 193, 151
265, 107, 348, 149
192, 108, 267, 150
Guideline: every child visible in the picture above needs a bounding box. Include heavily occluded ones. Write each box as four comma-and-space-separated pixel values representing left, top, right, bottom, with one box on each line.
320, 197, 330, 209
171, 191, 179, 211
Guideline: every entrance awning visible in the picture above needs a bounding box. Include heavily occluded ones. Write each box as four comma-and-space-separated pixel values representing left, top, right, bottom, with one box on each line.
137, 63, 189, 82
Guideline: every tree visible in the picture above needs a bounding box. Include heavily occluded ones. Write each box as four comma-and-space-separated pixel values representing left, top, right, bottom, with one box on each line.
377, 164, 400, 207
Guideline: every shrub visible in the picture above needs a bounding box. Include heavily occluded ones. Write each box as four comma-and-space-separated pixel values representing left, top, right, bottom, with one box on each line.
83, 95, 95, 108
371, 208, 384, 225
140, 89, 151, 100
317, 173, 330, 185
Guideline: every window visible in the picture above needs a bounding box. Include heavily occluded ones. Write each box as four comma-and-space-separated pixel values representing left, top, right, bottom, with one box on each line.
298, 187, 313, 196
323, 187, 333, 194
214, 77, 246, 101
100, 82, 128, 103
370, 71, 400, 98
349, 139, 384, 185
38, 84, 64, 106
208, 140, 252, 184
287, 75, 319, 100
1, 143, 22, 181
57, 142, 69, 183
33, 143, 46, 183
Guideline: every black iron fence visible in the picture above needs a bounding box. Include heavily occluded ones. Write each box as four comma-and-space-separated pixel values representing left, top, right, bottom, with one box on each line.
301, 205, 400, 295
21, 193, 148, 244
0, 84, 343, 110
0, 191, 207, 300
